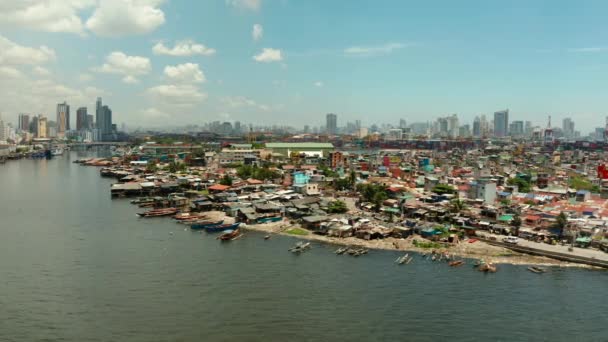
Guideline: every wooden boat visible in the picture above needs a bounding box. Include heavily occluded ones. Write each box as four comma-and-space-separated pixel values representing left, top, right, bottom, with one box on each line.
205, 222, 239, 233
335, 247, 349, 255
397, 253, 409, 264
173, 212, 203, 220
449, 260, 465, 267
527, 266, 546, 274
190, 220, 224, 230
218, 228, 241, 241
131, 197, 154, 205
289, 241, 311, 253
257, 216, 282, 224
405, 256, 413, 264
353, 248, 368, 257
137, 208, 178, 217
264, 235, 271, 240
478, 263, 497, 273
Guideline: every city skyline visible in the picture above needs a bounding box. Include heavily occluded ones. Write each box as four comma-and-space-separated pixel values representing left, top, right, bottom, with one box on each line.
2, 1, 608, 131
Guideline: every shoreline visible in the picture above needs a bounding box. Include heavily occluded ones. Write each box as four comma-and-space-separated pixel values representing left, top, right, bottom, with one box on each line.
239, 221, 594, 269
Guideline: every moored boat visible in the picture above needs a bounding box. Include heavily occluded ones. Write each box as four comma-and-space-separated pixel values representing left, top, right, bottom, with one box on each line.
190, 220, 224, 230
137, 208, 178, 217
335, 246, 349, 255
204, 222, 239, 233
449, 260, 465, 267
218, 228, 242, 241
527, 266, 546, 274
289, 241, 311, 253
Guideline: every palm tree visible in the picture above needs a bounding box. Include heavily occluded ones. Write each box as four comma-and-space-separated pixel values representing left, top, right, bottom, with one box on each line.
511, 213, 522, 237
449, 199, 466, 214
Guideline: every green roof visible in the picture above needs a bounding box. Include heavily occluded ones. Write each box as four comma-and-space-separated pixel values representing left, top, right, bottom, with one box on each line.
265, 142, 334, 149
498, 214, 514, 221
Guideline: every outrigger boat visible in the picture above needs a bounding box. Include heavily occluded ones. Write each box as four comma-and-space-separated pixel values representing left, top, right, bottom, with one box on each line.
448, 260, 465, 267
205, 222, 239, 233
478, 262, 497, 273
396, 253, 409, 264
289, 241, 311, 253
335, 246, 349, 255
190, 220, 224, 230
527, 266, 546, 274
137, 208, 178, 217
218, 228, 242, 241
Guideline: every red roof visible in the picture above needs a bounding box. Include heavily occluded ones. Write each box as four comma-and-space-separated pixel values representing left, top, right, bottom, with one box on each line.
247, 178, 263, 185
526, 215, 541, 221
208, 184, 230, 191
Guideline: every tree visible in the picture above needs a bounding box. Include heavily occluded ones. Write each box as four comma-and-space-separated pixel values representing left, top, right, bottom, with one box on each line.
372, 191, 388, 212
327, 200, 348, 214
432, 184, 456, 195
555, 211, 568, 239
349, 170, 357, 190
449, 199, 467, 213
511, 213, 522, 237
220, 175, 233, 186
507, 177, 531, 193
333, 178, 351, 191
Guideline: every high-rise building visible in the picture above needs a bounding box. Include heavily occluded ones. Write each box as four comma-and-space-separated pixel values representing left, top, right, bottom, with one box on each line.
87, 115, 94, 129
562, 118, 575, 139
525, 121, 533, 136
326, 113, 337, 135
95, 97, 102, 129
509, 121, 524, 137
37, 115, 47, 138
447, 114, 459, 137
18, 114, 30, 132
56, 102, 70, 136
399, 119, 407, 129
473, 116, 481, 137
76, 107, 88, 131
234, 121, 241, 134
101, 105, 112, 140
0, 117, 6, 142
493, 109, 509, 137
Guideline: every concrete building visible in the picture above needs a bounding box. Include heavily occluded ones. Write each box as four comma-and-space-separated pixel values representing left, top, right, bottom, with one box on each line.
563, 118, 575, 140
447, 114, 459, 138
76, 107, 88, 131
326, 113, 337, 135
493, 109, 509, 137
56, 102, 70, 136
386, 128, 403, 141
473, 116, 481, 137
37, 115, 47, 138
265, 142, 334, 157
469, 179, 497, 204
18, 114, 30, 132
509, 120, 524, 137
0, 118, 6, 142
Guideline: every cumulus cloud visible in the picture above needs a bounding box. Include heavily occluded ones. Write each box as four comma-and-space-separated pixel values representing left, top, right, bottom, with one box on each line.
0, 0, 93, 35
164, 63, 206, 84
152, 40, 216, 56
33, 66, 51, 77
86, 0, 165, 37
344, 42, 406, 57
147, 84, 207, 106
0, 66, 23, 79
252, 24, 263, 42
95, 51, 151, 83
0, 35, 56, 65
226, 0, 261, 11
252, 48, 282, 63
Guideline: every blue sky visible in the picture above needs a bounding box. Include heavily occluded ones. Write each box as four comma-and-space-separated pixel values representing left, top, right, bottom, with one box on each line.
1, 0, 608, 132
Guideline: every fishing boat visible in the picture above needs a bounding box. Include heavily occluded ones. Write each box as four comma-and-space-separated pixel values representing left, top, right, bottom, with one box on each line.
205, 222, 239, 233
264, 235, 271, 240
131, 197, 154, 205
289, 241, 311, 253
396, 253, 409, 264
218, 228, 242, 241
335, 246, 349, 255
478, 263, 497, 273
527, 266, 546, 274
353, 248, 368, 257
190, 220, 224, 230
405, 256, 413, 264
257, 216, 282, 224
137, 208, 178, 217
173, 212, 204, 220
51, 148, 63, 156
449, 260, 465, 267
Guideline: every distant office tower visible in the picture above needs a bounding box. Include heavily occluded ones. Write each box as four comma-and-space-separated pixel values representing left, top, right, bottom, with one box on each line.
18, 114, 30, 132
562, 118, 575, 139
399, 119, 407, 129
459, 124, 471, 137
95, 97, 102, 130
509, 121, 524, 136
56, 102, 70, 135
525, 121, 533, 136
473, 116, 481, 137
326, 113, 337, 135
101, 105, 112, 140
493, 109, 509, 137
447, 114, 459, 137
87, 114, 94, 129
76, 107, 88, 131
0, 117, 6, 141
221, 122, 232, 134
303, 125, 310, 133
37, 115, 47, 138
234, 121, 241, 134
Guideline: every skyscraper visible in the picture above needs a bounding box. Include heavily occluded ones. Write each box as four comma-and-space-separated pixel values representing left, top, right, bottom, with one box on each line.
37, 115, 47, 138
493, 109, 509, 137
101, 105, 112, 140
56, 102, 70, 135
562, 118, 575, 139
509, 121, 524, 137
87, 115, 94, 129
326, 113, 337, 135
473, 116, 481, 137
76, 107, 88, 131
18, 114, 30, 132
0, 117, 6, 142
95, 97, 103, 132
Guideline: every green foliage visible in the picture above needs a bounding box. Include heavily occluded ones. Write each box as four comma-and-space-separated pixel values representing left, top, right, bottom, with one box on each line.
555, 211, 568, 238
327, 200, 348, 214
568, 175, 596, 191
145, 163, 158, 172
432, 184, 456, 195
449, 199, 467, 213
507, 177, 531, 193
511, 214, 522, 228
356, 183, 388, 212
333, 178, 351, 191
220, 175, 233, 186
285, 227, 309, 236
168, 161, 186, 173
412, 240, 444, 249
237, 165, 279, 180
319, 165, 338, 178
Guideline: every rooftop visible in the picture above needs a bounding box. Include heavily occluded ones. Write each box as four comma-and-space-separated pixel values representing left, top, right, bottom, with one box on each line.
265, 142, 334, 149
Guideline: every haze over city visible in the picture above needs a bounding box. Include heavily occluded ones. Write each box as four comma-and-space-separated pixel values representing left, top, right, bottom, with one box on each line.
2, 0, 608, 132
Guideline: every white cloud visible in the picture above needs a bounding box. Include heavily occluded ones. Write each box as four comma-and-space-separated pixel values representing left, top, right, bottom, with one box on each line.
0, 35, 56, 65
141, 107, 170, 120
0, 1, 93, 35
95, 52, 151, 82
0, 66, 23, 79
152, 40, 216, 56
86, 0, 165, 37
220, 96, 270, 111
147, 84, 207, 106
79, 73, 93, 82
33, 66, 51, 77
253, 48, 283, 63
568, 47, 607, 53
252, 24, 263, 42
164, 63, 206, 83
226, 0, 261, 11
344, 42, 406, 57
314, 81, 323, 87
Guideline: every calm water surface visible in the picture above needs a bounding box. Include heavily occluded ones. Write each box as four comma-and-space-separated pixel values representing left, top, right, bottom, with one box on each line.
1, 150, 607, 342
